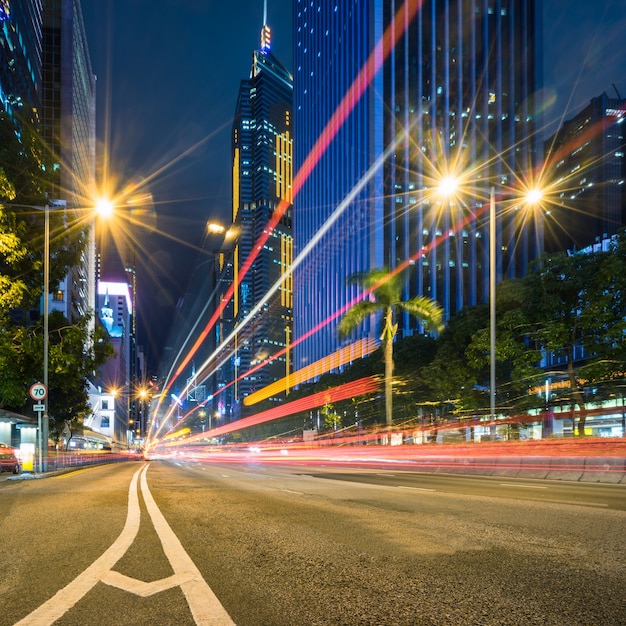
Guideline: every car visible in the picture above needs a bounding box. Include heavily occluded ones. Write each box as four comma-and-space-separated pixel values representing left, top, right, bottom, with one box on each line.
0, 443, 21, 474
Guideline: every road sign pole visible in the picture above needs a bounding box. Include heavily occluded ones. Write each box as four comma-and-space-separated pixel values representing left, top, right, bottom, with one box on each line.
29, 383, 48, 474
43, 204, 50, 472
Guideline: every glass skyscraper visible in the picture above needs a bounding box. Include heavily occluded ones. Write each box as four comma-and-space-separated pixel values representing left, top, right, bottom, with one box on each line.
219, 22, 293, 419
293, 0, 543, 369
544, 92, 626, 253
42, 0, 96, 324
0, 0, 42, 121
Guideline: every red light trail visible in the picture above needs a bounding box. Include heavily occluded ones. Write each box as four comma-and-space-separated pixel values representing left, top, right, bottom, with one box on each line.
157, 1, 424, 414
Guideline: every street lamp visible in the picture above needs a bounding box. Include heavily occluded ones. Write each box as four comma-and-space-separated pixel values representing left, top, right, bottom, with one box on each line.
42, 199, 67, 471
42, 199, 114, 470
95, 198, 114, 218
4, 199, 113, 471
438, 179, 543, 425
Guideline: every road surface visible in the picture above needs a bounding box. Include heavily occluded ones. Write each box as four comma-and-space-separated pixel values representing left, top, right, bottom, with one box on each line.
1, 461, 624, 625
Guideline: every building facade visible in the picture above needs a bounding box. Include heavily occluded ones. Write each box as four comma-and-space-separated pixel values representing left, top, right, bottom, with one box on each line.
544, 92, 626, 253
0, 0, 42, 122
41, 0, 96, 324
293, 0, 543, 368
217, 21, 293, 420
94, 280, 133, 446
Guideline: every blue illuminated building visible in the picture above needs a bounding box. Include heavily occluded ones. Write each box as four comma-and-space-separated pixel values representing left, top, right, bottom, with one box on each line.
0, 0, 42, 120
293, 0, 543, 369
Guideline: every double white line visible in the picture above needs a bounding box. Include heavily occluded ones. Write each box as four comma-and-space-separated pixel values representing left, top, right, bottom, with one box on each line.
17, 464, 234, 625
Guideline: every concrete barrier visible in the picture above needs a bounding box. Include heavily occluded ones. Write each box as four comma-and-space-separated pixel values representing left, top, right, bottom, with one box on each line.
580, 457, 626, 484
545, 456, 585, 481
517, 456, 551, 479
408, 451, 626, 482
434, 457, 474, 474
491, 456, 522, 477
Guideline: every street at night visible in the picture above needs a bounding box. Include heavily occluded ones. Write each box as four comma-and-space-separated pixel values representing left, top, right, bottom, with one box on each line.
3, 2, 626, 624
1, 461, 624, 625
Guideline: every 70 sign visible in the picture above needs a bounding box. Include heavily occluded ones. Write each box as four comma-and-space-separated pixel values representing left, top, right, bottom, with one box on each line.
29, 382, 48, 401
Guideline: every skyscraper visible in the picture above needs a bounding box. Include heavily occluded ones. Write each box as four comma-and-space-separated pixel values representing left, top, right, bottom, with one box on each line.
41, 0, 96, 324
544, 92, 626, 253
293, 0, 543, 368
0, 0, 42, 122
221, 19, 293, 419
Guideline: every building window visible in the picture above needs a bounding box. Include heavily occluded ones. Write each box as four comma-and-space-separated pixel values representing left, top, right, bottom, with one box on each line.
102, 400, 109, 410
101, 416, 110, 428
53, 290, 64, 301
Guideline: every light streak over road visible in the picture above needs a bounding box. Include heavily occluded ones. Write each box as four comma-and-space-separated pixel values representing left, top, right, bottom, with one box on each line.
153, 1, 424, 435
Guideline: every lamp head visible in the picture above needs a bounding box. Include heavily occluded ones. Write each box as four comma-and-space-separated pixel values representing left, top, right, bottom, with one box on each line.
95, 198, 114, 218
437, 176, 459, 198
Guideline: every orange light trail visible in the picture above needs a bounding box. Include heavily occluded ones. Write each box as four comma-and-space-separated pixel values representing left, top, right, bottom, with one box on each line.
243, 337, 379, 405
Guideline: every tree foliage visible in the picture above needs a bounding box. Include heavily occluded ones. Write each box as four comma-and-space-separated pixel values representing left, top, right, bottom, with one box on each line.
519, 235, 626, 434
0, 112, 85, 315
0, 112, 113, 443
338, 268, 444, 427
425, 234, 626, 433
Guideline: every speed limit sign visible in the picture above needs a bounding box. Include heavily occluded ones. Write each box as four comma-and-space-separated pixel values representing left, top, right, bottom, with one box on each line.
29, 382, 48, 401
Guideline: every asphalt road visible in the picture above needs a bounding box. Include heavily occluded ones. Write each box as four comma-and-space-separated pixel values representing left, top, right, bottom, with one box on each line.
1, 461, 625, 625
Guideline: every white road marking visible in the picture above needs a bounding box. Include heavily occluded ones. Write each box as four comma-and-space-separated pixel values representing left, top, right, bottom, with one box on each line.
282, 489, 303, 495
397, 486, 436, 492
500, 483, 547, 489
16, 463, 234, 626
138, 467, 234, 624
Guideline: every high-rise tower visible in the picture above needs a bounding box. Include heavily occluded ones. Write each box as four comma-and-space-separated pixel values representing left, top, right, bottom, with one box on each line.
221, 16, 293, 419
293, 1, 543, 368
544, 92, 626, 253
0, 0, 42, 122
41, 0, 96, 324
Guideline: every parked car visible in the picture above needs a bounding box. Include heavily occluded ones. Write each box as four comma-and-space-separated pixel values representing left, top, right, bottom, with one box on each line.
0, 443, 21, 474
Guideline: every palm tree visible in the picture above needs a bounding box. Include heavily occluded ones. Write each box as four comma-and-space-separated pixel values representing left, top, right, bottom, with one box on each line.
338, 268, 444, 428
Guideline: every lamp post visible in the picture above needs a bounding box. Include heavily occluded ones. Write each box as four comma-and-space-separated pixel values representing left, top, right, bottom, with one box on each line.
488, 187, 542, 428
489, 187, 496, 426
41, 198, 112, 470
42, 200, 67, 471
42, 203, 49, 472
438, 179, 542, 429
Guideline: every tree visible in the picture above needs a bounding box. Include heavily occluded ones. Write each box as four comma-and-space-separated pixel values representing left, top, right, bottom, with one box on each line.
338, 268, 444, 427
320, 401, 342, 431
0, 112, 85, 315
0, 112, 112, 440
520, 241, 626, 435
424, 304, 495, 420
21, 311, 114, 448
464, 279, 543, 415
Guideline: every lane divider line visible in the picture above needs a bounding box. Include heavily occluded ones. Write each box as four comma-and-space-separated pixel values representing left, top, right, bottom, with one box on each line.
499, 484, 547, 489
139, 465, 234, 625
16, 464, 235, 626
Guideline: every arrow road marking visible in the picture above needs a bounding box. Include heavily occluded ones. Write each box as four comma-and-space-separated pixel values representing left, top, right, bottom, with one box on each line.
16, 463, 234, 626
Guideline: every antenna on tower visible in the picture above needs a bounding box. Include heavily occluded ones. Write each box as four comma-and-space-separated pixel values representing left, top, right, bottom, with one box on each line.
260, 0, 271, 50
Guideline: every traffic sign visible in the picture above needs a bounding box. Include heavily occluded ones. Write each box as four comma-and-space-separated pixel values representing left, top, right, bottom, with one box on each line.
29, 382, 48, 401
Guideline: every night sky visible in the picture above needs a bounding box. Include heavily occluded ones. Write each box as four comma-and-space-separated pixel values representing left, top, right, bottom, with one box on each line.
83, 1, 626, 372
